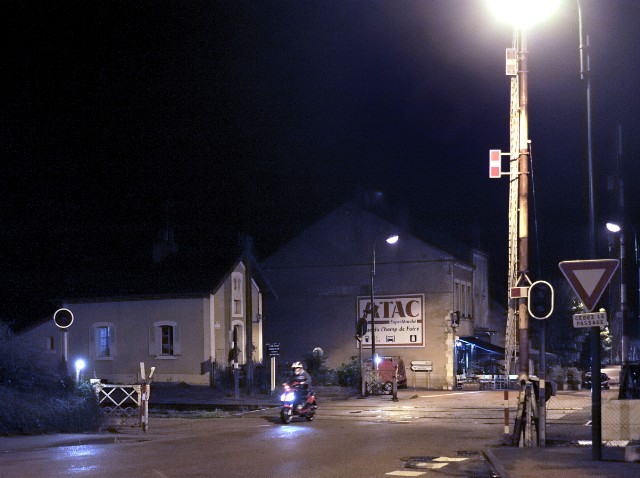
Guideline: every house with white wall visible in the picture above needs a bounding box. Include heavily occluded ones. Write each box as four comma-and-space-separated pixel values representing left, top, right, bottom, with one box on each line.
19, 252, 273, 385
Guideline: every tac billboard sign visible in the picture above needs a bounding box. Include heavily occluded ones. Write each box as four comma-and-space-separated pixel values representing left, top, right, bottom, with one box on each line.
356, 294, 424, 348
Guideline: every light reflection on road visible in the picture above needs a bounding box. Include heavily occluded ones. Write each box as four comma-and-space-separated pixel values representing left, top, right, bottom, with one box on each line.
56, 444, 103, 475
57, 444, 102, 458
267, 424, 315, 440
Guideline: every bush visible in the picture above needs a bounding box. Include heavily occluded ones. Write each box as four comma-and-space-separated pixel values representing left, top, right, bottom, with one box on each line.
0, 323, 101, 435
304, 350, 333, 385
332, 357, 360, 387
547, 365, 566, 384
566, 367, 582, 383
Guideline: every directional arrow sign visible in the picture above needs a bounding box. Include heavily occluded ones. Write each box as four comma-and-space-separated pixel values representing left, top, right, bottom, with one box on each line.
558, 259, 619, 312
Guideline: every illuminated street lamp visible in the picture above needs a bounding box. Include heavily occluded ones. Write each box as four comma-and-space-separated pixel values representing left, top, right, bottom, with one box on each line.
607, 222, 621, 234
370, 234, 399, 361
75, 358, 86, 383
487, 0, 558, 449
487, 0, 560, 28
488, 0, 559, 381
489, 0, 611, 457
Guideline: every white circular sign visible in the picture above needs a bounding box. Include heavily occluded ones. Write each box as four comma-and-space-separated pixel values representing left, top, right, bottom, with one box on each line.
53, 308, 74, 329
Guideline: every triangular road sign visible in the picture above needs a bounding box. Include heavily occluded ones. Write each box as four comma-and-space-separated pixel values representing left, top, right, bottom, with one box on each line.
558, 259, 620, 312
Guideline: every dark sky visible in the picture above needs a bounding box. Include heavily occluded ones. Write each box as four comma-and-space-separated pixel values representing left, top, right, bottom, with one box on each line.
2, 1, 639, 326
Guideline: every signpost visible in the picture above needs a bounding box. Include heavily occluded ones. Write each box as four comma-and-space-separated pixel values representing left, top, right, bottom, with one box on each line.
559, 259, 619, 461
410, 360, 432, 372
410, 360, 432, 389
266, 343, 280, 394
266, 343, 280, 357
573, 311, 608, 328
53, 308, 74, 365
558, 259, 619, 312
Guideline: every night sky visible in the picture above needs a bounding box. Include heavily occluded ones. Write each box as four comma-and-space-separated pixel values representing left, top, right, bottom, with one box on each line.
2, 1, 639, 328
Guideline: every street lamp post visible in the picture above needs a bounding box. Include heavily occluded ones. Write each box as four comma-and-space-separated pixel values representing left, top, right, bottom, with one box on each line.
488, 0, 559, 448
578, 1, 604, 459
370, 235, 399, 361
607, 222, 632, 398
488, 0, 560, 383
451, 312, 460, 390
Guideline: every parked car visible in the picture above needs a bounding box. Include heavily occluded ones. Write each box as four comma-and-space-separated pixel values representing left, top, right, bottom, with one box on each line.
583, 372, 610, 390
363, 356, 407, 394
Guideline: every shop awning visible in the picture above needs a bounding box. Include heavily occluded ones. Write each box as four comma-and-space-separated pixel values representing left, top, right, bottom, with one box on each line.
458, 337, 505, 356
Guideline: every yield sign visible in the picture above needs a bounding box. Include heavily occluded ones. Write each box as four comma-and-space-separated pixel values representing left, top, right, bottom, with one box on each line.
558, 259, 619, 312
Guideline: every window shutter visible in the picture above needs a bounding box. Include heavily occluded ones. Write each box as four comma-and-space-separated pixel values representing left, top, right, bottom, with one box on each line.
92, 326, 98, 358
173, 324, 182, 356
110, 326, 117, 357
149, 325, 158, 355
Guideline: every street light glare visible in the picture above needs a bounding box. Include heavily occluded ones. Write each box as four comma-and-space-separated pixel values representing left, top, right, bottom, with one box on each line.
487, 0, 560, 28
386, 235, 399, 245
606, 222, 621, 233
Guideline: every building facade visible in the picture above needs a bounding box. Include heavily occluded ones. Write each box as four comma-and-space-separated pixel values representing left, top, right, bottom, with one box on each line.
261, 202, 502, 390
19, 257, 269, 385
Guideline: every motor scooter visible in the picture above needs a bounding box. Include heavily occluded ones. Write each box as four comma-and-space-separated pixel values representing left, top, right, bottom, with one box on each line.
280, 382, 317, 423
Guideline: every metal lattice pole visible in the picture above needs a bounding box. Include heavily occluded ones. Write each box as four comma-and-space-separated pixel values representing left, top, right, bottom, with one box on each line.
505, 75, 520, 379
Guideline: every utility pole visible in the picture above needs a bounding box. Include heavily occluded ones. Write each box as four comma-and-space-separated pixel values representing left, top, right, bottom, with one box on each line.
516, 27, 530, 382
578, 1, 602, 459
243, 234, 254, 393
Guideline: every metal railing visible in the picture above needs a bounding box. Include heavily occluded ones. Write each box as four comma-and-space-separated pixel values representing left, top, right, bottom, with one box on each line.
92, 381, 150, 431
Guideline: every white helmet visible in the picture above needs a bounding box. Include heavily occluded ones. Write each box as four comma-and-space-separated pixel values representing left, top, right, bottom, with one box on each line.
291, 361, 303, 372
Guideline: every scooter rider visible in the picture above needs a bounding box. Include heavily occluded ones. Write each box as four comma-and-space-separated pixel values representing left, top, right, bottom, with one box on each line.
289, 361, 312, 388
288, 361, 313, 407
280, 362, 318, 423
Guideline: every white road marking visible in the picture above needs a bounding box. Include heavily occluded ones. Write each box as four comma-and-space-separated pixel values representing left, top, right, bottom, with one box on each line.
386, 471, 426, 476
418, 391, 483, 398
412, 462, 448, 469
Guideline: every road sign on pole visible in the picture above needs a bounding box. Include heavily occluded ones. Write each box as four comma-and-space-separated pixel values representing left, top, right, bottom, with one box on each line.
489, 149, 502, 178
558, 259, 619, 312
53, 308, 74, 329
573, 311, 608, 328
410, 360, 432, 372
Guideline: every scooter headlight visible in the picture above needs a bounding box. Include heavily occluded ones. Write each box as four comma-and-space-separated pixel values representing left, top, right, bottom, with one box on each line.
281, 391, 295, 401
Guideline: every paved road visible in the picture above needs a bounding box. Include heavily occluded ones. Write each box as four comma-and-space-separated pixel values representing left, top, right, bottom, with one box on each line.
0, 389, 599, 477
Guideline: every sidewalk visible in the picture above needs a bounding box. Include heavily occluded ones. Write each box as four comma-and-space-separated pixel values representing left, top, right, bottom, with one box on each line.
486, 445, 640, 478
485, 389, 640, 478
